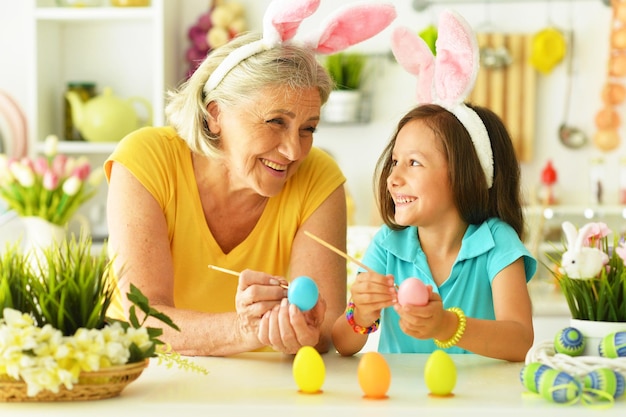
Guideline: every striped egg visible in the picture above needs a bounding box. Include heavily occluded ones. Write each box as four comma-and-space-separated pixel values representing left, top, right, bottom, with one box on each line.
554, 327, 585, 356
583, 368, 626, 399
538, 368, 581, 403
520, 362, 552, 393
599, 331, 626, 358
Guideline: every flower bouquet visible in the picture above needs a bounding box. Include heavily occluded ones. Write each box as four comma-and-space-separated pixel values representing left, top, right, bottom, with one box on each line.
0, 236, 203, 401
0, 134, 102, 226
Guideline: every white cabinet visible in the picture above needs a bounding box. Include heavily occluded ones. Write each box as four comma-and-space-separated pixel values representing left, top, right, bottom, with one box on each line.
29, 0, 178, 155
27, 0, 178, 237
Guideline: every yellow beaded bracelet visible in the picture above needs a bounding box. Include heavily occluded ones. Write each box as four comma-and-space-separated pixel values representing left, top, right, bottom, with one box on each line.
434, 307, 466, 349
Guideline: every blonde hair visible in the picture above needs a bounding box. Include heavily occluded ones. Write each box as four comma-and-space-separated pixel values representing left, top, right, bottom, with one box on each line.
165, 32, 333, 158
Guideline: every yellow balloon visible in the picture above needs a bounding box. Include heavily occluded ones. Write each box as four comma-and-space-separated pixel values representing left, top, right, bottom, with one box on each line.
292, 346, 325, 393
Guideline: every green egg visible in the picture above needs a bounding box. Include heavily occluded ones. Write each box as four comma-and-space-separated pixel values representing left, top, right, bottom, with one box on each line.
554, 327, 585, 356
520, 362, 552, 393
584, 368, 626, 399
599, 331, 626, 358
538, 368, 581, 404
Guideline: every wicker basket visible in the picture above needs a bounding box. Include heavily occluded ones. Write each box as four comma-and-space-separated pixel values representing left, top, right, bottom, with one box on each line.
526, 340, 626, 379
0, 359, 148, 402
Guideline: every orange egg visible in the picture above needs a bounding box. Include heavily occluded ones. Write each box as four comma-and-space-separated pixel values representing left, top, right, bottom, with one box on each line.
357, 352, 391, 399
610, 54, 626, 77
595, 107, 621, 129
602, 83, 626, 105
594, 129, 621, 152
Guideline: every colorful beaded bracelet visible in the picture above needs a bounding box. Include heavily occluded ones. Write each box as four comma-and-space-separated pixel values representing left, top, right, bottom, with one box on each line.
434, 307, 467, 349
345, 301, 380, 334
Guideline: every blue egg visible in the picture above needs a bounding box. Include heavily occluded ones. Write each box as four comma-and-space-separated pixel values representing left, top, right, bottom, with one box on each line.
538, 369, 581, 403
520, 362, 552, 393
288, 276, 319, 312
584, 368, 625, 399
599, 331, 626, 358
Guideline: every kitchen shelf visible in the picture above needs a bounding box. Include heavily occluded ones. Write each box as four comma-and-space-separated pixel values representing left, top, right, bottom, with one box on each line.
35, 6, 157, 21
412, 0, 609, 11
34, 140, 117, 155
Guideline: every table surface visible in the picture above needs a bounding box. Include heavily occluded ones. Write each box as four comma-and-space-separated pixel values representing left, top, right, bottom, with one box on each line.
1, 352, 623, 416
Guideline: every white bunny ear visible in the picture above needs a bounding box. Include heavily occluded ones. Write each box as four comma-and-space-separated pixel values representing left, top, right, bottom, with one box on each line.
575, 224, 594, 249
562, 221, 578, 248
263, 0, 320, 45
391, 26, 435, 103
432, 9, 479, 107
304, 2, 397, 54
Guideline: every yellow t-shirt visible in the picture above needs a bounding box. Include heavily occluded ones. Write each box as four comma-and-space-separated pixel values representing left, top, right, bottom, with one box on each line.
104, 126, 345, 314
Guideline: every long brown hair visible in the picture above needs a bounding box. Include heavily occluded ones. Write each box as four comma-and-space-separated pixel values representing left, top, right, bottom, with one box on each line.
374, 103, 524, 239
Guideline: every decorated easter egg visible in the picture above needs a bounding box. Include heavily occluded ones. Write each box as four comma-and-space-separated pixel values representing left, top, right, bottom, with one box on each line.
538, 368, 581, 403
397, 278, 429, 306
599, 331, 626, 358
583, 368, 626, 399
288, 276, 319, 312
292, 346, 325, 393
357, 352, 391, 399
554, 327, 585, 356
519, 362, 552, 393
424, 350, 457, 396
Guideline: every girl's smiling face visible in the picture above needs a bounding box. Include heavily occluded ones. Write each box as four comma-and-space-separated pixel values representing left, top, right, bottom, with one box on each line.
387, 119, 456, 227
208, 85, 321, 197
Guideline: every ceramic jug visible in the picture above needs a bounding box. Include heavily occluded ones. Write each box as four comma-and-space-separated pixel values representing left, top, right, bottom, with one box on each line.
65, 87, 152, 142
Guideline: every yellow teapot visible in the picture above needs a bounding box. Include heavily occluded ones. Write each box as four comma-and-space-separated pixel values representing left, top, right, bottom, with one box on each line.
65, 87, 153, 142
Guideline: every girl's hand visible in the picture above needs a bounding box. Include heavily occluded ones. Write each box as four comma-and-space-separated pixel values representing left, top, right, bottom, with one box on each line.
257, 294, 327, 354
235, 269, 289, 345
349, 271, 396, 327
395, 288, 449, 340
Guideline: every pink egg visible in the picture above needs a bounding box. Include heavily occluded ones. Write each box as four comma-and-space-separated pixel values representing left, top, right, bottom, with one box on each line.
397, 278, 429, 306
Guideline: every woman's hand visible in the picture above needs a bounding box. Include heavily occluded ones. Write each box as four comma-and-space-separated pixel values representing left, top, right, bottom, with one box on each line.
235, 269, 289, 346
257, 294, 327, 354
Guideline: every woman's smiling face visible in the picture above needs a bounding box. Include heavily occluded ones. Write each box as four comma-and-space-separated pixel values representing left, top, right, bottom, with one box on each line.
387, 119, 455, 227
209, 85, 322, 197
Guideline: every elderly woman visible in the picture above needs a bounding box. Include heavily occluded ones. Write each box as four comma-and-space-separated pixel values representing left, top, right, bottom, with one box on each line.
104, 0, 396, 356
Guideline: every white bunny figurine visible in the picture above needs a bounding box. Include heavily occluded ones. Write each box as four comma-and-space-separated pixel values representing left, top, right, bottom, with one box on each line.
560, 221, 609, 279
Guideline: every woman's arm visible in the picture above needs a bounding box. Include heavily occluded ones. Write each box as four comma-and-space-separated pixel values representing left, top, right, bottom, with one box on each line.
107, 162, 281, 356
287, 185, 348, 353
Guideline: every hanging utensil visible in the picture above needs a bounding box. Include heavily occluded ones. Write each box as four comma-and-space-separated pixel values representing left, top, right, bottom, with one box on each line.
558, 30, 588, 149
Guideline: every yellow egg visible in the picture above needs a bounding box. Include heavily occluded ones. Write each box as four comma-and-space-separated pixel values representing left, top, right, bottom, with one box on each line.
424, 350, 457, 396
292, 346, 325, 394
357, 352, 392, 399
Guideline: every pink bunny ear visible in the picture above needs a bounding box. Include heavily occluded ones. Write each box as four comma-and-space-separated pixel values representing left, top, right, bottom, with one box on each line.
432, 9, 479, 107
263, 0, 320, 44
305, 3, 397, 54
391, 26, 435, 103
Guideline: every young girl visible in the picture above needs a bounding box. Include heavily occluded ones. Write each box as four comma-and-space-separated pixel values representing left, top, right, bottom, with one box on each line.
331, 10, 536, 362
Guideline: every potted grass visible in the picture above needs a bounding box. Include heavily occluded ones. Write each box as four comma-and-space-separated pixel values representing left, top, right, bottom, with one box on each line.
322, 52, 368, 123
0, 237, 205, 401
546, 221, 626, 356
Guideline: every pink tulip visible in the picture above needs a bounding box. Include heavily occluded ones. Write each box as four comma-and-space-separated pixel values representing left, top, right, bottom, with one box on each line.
33, 156, 49, 176
52, 154, 68, 178
72, 162, 91, 181
584, 222, 611, 248
43, 170, 59, 190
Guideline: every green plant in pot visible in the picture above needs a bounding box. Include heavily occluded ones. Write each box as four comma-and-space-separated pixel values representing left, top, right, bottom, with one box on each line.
546, 221, 626, 355
322, 52, 368, 123
0, 237, 205, 399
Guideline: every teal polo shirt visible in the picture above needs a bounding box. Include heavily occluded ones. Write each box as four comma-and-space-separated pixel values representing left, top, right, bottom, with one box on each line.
360, 218, 537, 354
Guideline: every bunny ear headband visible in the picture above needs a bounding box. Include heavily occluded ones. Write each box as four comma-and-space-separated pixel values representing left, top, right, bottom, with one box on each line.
391, 9, 494, 189
205, 0, 397, 92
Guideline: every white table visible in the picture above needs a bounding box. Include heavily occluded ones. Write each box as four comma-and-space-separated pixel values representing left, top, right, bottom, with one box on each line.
1, 352, 623, 416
